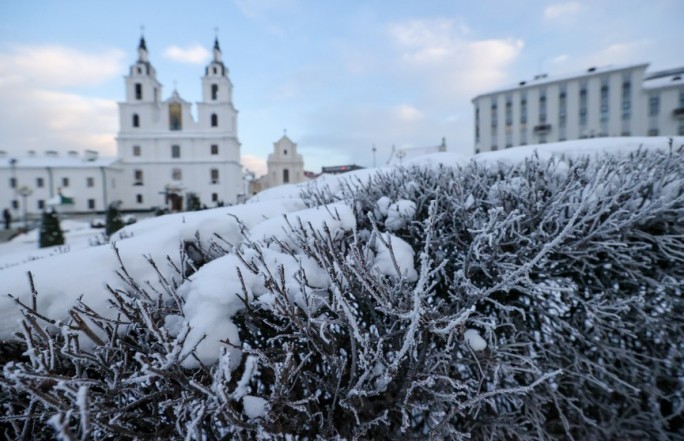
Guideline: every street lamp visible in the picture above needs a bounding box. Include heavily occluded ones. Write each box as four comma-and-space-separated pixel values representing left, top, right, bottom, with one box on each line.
17, 185, 33, 230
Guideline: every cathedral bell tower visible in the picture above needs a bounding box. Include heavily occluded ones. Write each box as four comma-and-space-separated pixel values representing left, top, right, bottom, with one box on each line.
198, 37, 237, 134
125, 36, 162, 104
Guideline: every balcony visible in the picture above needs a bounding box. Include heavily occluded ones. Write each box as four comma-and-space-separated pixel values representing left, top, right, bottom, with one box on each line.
673, 107, 684, 118
533, 123, 552, 134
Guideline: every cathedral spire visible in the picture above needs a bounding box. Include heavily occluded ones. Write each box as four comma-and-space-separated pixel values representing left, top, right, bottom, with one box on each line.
213, 37, 222, 62
213, 27, 222, 62
138, 30, 149, 62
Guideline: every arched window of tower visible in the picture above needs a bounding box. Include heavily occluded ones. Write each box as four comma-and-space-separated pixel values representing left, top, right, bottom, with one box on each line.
211, 84, 218, 100
211, 113, 218, 127
132, 114, 140, 128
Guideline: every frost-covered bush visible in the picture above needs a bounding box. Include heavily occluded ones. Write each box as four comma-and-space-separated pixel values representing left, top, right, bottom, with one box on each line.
1, 145, 683, 439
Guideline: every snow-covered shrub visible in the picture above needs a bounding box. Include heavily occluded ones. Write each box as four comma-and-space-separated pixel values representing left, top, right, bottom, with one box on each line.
2, 144, 683, 439
295, 145, 684, 439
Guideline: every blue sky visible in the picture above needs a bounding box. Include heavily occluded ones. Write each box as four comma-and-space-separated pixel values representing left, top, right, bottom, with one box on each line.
1, 0, 682, 175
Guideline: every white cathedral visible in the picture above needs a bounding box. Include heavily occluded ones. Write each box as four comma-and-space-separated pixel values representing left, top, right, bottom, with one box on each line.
2, 35, 312, 217
117, 36, 243, 210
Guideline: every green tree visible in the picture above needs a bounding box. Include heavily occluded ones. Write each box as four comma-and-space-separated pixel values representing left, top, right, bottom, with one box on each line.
186, 192, 202, 211
39, 209, 64, 248
105, 201, 125, 237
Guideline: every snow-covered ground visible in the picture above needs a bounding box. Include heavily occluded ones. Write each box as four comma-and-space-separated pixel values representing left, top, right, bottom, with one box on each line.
1, 136, 681, 365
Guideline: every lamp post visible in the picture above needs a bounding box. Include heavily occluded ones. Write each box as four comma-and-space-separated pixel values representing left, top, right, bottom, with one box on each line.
17, 185, 33, 230
9, 158, 17, 217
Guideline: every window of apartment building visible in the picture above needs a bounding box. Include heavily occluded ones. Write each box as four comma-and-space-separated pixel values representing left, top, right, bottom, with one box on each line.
172, 168, 182, 181
211, 168, 219, 184
490, 102, 498, 127
135, 83, 142, 100
600, 78, 609, 123
134, 169, 144, 185
559, 86, 567, 126
9, 177, 16, 189
579, 82, 588, 127
649, 95, 660, 116
132, 113, 140, 128
491, 145, 498, 151
36, 177, 44, 188
621, 74, 631, 121
37, 200, 45, 210
648, 128, 659, 136
520, 95, 527, 124
539, 89, 547, 123
136, 194, 143, 204
171, 145, 181, 158
133, 145, 141, 156
62, 177, 69, 187
679, 120, 684, 136
559, 86, 567, 141
88, 199, 96, 210
679, 89, 684, 107
86, 177, 94, 188
505, 96, 512, 126
475, 107, 480, 143
211, 144, 219, 155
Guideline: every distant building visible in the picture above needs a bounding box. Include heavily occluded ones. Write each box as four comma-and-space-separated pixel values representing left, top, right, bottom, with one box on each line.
0, 150, 121, 218
258, 135, 309, 191
386, 138, 447, 165
472, 63, 684, 153
321, 164, 364, 174
117, 36, 243, 210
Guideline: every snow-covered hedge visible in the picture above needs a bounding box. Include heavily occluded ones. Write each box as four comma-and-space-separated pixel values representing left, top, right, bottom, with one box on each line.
1, 145, 683, 439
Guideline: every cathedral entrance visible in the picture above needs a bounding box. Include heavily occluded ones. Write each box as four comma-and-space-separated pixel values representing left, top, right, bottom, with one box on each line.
166, 193, 183, 212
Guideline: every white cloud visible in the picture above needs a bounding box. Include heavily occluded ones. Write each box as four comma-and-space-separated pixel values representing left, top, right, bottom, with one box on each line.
241, 154, 268, 177
543, 2, 582, 20
0, 45, 125, 88
551, 54, 569, 63
0, 45, 120, 157
387, 19, 524, 99
163, 45, 211, 65
393, 104, 424, 123
582, 41, 648, 67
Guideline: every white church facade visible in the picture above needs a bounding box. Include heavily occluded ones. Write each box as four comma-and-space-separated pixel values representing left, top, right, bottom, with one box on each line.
257, 134, 308, 191
117, 36, 243, 210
